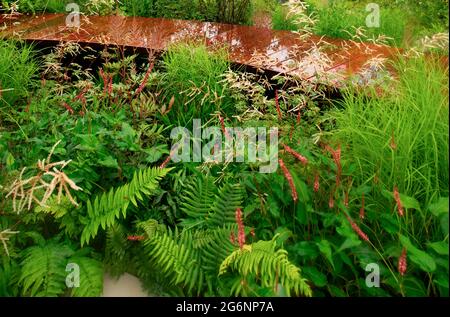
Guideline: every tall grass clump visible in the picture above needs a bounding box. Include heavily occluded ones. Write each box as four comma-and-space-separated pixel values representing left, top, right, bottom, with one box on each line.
310, 1, 408, 46
330, 56, 449, 208
272, 4, 298, 31
0, 41, 37, 106
161, 43, 231, 124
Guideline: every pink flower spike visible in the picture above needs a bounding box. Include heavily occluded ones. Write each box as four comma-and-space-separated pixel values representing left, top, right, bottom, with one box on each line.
393, 185, 404, 217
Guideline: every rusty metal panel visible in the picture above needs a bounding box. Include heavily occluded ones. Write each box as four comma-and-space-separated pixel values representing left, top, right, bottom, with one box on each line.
1, 13, 398, 82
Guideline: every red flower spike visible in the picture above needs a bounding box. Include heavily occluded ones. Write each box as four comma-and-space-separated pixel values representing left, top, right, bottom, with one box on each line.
325, 144, 342, 187
359, 193, 365, 220
398, 248, 407, 276
314, 174, 320, 193
279, 159, 298, 203
344, 191, 349, 208
159, 143, 180, 169
127, 235, 145, 241
230, 231, 236, 245
393, 185, 404, 217
296, 109, 301, 124
283, 144, 308, 166
329, 194, 334, 209
345, 215, 369, 242
235, 208, 246, 249
62, 102, 74, 115
274, 90, 282, 120
390, 130, 397, 151
135, 63, 154, 96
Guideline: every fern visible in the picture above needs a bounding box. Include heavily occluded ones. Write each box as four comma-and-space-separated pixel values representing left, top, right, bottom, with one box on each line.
144, 227, 206, 295
19, 239, 73, 296
19, 235, 104, 297
104, 223, 131, 277
69, 255, 103, 297
219, 236, 312, 297
81, 167, 170, 246
180, 176, 244, 228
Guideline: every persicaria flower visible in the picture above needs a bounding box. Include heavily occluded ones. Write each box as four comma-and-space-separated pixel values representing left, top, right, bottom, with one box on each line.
393, 185, 404, 217
390, 130, 397, 151
279, 159, 298, 202
325, 144, 342, 187
359, 193, 365, 220
283, 144, 308, 166
345, 215, 369, 242
159, 143, 180, 169
135, 63, 154, 96
398, 248, 407, 276
275, 90, 282, 120
127, 235, 145, 241
235, 208, 246, 249
230, 231, 236, 245
329, 194, 334, 209
314, 173, 320, 193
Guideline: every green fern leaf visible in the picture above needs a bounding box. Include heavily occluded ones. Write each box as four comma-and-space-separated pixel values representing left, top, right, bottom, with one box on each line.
81, 167, 170, 246
69, 256, 103, 297
219, 236, 312, 297
19, 240, 73, 297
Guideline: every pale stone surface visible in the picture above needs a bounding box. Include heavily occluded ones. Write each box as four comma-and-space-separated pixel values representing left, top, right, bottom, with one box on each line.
102, 273, 149, 297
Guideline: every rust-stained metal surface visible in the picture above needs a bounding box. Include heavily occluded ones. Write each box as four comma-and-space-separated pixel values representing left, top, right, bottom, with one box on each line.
0, 13, 399, 83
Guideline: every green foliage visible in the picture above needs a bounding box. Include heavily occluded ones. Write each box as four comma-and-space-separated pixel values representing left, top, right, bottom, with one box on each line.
219, 235, 312, 297
0, 4, 448, 298
180, 176, 244, 228
19, 236, 103, 297
272, 5, 298, 31
0, 41, 37, 106
81, 167, 170, 246
330, 57, 449, 208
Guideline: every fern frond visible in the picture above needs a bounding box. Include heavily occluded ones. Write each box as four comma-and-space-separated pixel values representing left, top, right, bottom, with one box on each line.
180, 176, 216, 227
104, 223, 130, 277
143, 228, 205, 295
219, 236, 312, 297
200, 226, 236, 274
209, 183, 244, 227
81, 167, 170, 246
180, 177, 244, 228
69, 256, 103, 297
19, 240, 73, 296
136, 218, 166, 239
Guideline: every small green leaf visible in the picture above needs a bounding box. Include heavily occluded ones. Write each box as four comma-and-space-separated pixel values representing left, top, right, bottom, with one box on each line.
97, 156, 118, 168
293, 241, 319, 258
303, 266, 327, 287
338, 238, 361, 252
428, 197, 449, 217
317, 240, 335, 269
427, 241, 449, 256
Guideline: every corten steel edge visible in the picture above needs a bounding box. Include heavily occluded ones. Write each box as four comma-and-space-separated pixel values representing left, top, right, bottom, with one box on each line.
0, 13, 400, 85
